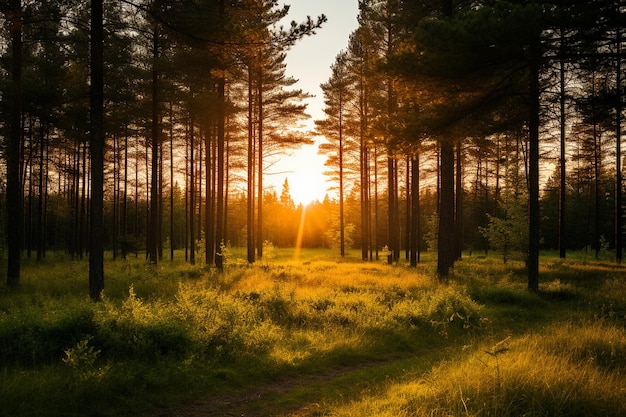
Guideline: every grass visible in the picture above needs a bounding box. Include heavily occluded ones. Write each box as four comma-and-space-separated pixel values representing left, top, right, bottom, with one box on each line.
1, 249, 625, 416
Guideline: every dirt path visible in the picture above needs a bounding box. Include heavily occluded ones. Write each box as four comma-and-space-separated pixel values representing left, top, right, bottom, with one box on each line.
150, 358, 412, 417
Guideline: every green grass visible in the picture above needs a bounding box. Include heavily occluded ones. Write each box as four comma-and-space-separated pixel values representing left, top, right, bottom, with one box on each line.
1, 250, 625, 416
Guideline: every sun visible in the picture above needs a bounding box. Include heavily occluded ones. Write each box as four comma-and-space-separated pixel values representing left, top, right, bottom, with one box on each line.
288, 171, 329, 206
273, 140, 330, 206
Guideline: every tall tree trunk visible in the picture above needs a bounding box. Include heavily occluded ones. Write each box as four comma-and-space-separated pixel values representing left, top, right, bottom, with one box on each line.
205, 125, 214, 265
593, 75, 600, 259
89, 0, 105, 301
527, 37, 541, 292
184, 122, 189, 261
559, 23, 567, 259
615, 27, 622, 263
79, 143, 86, 259
247, 64, 255, 263
339, 100, 345, 257
257, 61, 264, 259
158, 135, 163, 261
387, 152, 396, 264
113, 134, 118, 260
123, 127, 128, 260
360, 124, 369, 261
374, 145, 379, 260
215, 77, 226, 270
147, 22, 160, 265
455, 141, 463, 260
36, 124, 45, 261
437, 139, 455, 278
169, 103, 174, 260
410, 152, 420, 267
6, 0, 22, 287
215, 0, 226, 269
189, 113, 195, 265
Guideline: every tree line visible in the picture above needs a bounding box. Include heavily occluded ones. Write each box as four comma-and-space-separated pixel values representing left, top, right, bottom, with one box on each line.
0, 0, 624, 297
316, 0, 625, 290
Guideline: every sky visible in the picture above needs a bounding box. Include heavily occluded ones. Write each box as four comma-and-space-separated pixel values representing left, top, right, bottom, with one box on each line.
267, 0, 360, 205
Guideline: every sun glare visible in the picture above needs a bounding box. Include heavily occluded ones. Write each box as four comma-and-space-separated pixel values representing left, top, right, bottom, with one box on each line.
289, 171, 329, 206
273, 140, 330, 206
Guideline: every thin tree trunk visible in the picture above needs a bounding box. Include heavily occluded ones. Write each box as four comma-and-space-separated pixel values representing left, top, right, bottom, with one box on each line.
559, 23, 567, 259
215, 76, 226, 270
410, 152, 419, 267
123, 127, 128, 260
89, 0, 105, 301
147, 22, 160, 265
169, 102, 174, 260
257, 61, 264, 259
455, 141, 463, 260
189, 112, 195, 265
80, 143, 87, 260
205, 125, 214, 265
527, 36, 541, 292
406, 156, 410, 260
339, 99, 345, 257
374, 145, 379, 260
615, 27, 622, 263
113, 134, 118, 260
6, 0, 22, 287
247, 64, 255, 263
36, 123, 45, 261
158, 133, 163, 261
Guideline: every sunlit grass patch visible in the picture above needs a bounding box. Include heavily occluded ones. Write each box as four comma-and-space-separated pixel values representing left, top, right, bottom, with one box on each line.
4, 250, 626, 417
327, 322, 626, 417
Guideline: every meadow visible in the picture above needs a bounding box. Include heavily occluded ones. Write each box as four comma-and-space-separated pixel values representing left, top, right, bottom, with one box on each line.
1, 248, 625, 417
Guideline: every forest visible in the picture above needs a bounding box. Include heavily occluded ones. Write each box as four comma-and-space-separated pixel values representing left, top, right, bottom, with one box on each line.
1, 1, 626, 416
0, 0, 625, 294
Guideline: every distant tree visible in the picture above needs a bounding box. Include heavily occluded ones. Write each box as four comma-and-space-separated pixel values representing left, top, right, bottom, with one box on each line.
317, 51, 355, 257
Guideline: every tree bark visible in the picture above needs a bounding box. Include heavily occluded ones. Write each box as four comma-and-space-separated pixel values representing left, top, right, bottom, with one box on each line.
437, 139, 455, 278
6, 0, 22, 287
410, 152, 420, 267
215, 77, 226, 270
527, 37, 541, 292
615, 28, 623, 262
89, 0, 105, 301
147, 21, 160, 265
559, 23, 567, 259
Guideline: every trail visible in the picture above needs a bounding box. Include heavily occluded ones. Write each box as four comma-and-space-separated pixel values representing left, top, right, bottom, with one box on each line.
150, 357, 416, 417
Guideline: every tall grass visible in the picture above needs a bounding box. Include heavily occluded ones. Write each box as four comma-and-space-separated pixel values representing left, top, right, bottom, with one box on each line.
0, 251, 480, 417
328, 321, 626, 417
1, 250, 625, 416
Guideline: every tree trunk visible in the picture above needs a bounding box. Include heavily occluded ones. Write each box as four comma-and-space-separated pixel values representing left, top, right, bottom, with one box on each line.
615, 28, 623, 262
410, 152, 420, 267
455, 141, 463, 260
215, 77, 226, 270
123, 127, 128, 260
6, 0, 22, 287
247, 64, 255, 263
527, 37, 541, 292
89, 0, 105, 301
339, 99, 345, 257
205, 125, 213, 265
257, 61, 264, 259
189, 113, 195, 265
437, 139, 455, 278
559, 24, 567, 259
147, 22, 160, 265
169, 103, 174, 260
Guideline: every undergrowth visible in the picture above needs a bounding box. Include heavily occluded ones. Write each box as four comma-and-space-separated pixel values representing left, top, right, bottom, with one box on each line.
0, 250, 625, 417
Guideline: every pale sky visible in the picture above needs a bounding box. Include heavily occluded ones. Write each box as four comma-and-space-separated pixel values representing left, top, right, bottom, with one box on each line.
269, 0, 360, 205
